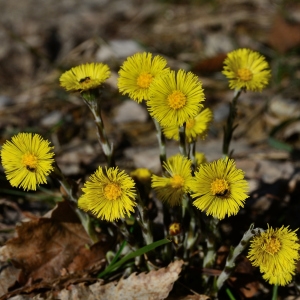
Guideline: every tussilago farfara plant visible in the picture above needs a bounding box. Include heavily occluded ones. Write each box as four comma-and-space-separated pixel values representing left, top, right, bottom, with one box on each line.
1, 48, 298, 299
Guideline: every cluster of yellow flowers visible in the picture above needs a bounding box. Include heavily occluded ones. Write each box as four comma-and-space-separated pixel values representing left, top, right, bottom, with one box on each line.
0, 48, 298, 288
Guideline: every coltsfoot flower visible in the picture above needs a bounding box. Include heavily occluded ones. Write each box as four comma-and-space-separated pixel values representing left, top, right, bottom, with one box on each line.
169, 222, 181, 236
130, 168, 152, 183
190, 158, 249, 219
118, 52, 169, 103
148, 69, 205, 127
59, 62, 111, 92
1, 133, 55, 191
222, 48, 271, 91
248, 225, 300, 286
195, 152, 207, 168
78, 167, 137, 222
163, 107, 213, 142
152, 154, 194, 206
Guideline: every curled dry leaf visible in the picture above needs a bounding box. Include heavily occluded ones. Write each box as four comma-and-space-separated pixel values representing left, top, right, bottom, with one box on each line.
268, 15, 300, 53
175, 295, 210, 300
0, 219, 92, 284
0, 201, 111, 298
191, 53, 227, 75
0, 264, 20, 298
229, 256, 259, 299
55, 260, 184, 300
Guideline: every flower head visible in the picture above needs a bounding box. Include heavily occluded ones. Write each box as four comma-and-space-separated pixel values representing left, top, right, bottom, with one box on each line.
248, 225, 300, 286
163, 107, 213, 142
222, 48, 271, 91
151, 154, 193, 206
148, 69, 205, 127
59, 62, 111, 92
78, 167, 137, 222
118, 52, 169, 103
190, 158, 249, 219
130, 168, 152, 183
169, 222, 181, 236
1, 133, 55, 191
195, 152, 207, 168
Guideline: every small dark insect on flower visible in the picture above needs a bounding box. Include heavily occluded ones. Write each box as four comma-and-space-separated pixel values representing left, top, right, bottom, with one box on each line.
26, 166, 36, 172
79, 77, 91, 83
216, 189, 228, 197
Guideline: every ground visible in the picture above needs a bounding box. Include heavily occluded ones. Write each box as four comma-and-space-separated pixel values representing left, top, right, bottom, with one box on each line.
1, 0, 300, 299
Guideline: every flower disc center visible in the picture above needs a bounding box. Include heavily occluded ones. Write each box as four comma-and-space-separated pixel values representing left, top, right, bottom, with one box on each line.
237, 68, 253, 81
170, 174, 185, 189
211, 178, 229, 196
136, 72, 153, 89
167, 90, 187, 110
264, 237, 281, 255
22, 153, 38, 171
104, 183, 122, 200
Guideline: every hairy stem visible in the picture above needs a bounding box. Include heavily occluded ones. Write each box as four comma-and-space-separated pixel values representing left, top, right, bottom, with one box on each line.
222, 89, 242, 157
217, 224, 264, 289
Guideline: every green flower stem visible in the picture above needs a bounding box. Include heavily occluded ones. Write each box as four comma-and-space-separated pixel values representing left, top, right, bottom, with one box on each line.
216, 224, 264, 290
189, 140, 196, 162
272, 285, 278, 300
114, 219, 138, 251
82, 90, 115, 168
203, 217, 219, 269
222, 89, 242, 158
136, 193, 153, 246
51, 163, 99, 243
182, 195, 198, 260
226, 288, 236, 300
179, 124, 187, 157
52, 162, 77, 203
189, 140, 196, 172
153, 118, 167, 169
162, 205, 173, 261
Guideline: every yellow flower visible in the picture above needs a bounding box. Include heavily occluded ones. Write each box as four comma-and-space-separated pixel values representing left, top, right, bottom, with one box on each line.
78, 167, 137, 222
130, 168, 152, 183
248, 225, 300, 286
59, 62, 111, 92
118, 52, 169, 103
190, 158, 249, 220
169, 222, 181, 236
163, 108, 213, 142
148, 69, 205, 127
195, 152, 207, 168
1, 133, 55, 191
222, 48, 271, 91
151, 154, 193, 206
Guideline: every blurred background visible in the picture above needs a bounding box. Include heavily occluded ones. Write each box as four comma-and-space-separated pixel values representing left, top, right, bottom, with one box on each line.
2, 0, 300, 298
1, 0, 300, 257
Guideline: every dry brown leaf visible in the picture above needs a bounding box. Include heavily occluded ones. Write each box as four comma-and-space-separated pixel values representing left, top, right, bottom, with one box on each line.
0, 201, 110, 299
173, 295, 210, 300
268, 15, 300, 53
182, 296, 210, 300
0, 272, 101, 300
67, 241, 110, 274
54, 260, 184, 300
0, 219, 92, 284
229, 256, 259, 299
166, 294, 211, 300
191, 53, 227, 75
0, 264, 20, 297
